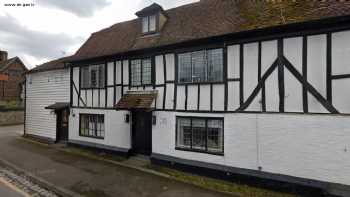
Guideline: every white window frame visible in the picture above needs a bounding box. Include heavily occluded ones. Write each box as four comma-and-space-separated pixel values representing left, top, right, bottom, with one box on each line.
142, 15, 157, 33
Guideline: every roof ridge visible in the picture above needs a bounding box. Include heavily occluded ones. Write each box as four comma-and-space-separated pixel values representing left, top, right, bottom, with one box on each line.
71, 0, 350, 62
91, 1, 202, 35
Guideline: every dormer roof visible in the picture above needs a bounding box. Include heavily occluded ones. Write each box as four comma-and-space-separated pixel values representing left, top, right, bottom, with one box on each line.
135, 3, 164, 17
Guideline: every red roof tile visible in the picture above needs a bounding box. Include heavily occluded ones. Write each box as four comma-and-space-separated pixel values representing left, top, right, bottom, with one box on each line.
70, 0, 350, 62
28, 56, 72, 74
115, 91, 157, 110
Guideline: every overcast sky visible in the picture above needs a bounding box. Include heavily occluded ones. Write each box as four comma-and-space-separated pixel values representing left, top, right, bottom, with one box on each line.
0, 0, 198, 69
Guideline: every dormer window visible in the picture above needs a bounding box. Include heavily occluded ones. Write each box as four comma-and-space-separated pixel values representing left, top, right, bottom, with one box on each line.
136, 3, 167, 36
142, 15, 156, 33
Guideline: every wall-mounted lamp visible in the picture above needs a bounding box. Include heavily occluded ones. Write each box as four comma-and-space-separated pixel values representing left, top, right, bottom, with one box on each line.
152, 115, 156, 125
71, 109, 76, 117
124, 114, 130, 123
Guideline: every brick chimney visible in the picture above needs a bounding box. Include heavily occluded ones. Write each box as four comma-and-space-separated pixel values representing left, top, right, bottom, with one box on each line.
0, 51, 8, 62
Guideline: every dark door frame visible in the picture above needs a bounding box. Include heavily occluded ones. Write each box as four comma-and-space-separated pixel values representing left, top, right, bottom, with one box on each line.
131, 110, 152, 156
55, 108, 69, 143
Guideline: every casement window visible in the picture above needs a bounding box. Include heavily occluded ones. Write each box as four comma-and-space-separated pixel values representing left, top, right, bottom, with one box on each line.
176, 117, 224, 154
178, 48, 224, 83
80, 114, 105, 139
81, 64, 105, 89
130, 58, 152, 86
142, 15, 156, 33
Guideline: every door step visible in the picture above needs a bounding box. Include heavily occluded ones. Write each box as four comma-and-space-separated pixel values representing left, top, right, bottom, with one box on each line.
124, 155, 150, 168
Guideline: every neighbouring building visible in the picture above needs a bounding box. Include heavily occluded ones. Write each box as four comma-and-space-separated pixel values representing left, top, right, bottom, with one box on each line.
0, 50, 28, 101
25, 57, 70, 142
26, 1, 350, 196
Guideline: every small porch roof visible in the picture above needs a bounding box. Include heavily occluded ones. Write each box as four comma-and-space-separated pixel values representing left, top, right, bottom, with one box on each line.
115, 91, 157, 111
45, 102, 70, 110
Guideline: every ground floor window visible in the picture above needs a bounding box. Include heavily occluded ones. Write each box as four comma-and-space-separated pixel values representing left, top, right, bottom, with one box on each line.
176, 117, 224, 154
80, 114, 105, 139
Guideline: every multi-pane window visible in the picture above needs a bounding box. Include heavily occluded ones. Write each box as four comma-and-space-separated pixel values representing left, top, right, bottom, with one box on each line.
130, 58, 152, 86
80, 114, 105, 139
81, 64, 105, 88
176, 117, 224, 154
178, 49, 223, 83
142, 15, 156, 33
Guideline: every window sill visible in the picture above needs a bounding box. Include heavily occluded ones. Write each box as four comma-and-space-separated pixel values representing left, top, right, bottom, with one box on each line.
80, 87, 106, 90
141, 31, 158, 36
175, 147, 224, 156
130, 84, 154, 88
79, 135, 104, 140
176, 81, 225, 85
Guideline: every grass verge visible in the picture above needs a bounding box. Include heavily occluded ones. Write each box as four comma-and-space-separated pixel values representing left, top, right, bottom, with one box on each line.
146, 165, 300, 197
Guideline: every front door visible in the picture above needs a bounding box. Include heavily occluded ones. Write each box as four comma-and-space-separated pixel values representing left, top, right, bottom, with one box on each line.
57, 109, 69, 142
132, 111, 152, 155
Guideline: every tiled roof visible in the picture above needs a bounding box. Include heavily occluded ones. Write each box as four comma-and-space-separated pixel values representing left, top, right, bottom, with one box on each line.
69, 0, 350, 62
0, 58, 15, 69
45, 102, 70, 110
0, 57, 27, 72
28, 56, 71, 74
136, 3, 164, 17
0, 57, 19, 71
115, 91, 157, 110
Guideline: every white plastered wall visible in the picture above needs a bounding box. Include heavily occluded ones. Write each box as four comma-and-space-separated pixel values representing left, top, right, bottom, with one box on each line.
152, 111, 350, 186
69, 108, 131, 149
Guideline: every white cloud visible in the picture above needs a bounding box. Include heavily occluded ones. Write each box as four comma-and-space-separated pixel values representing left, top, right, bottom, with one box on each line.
36, 0, 110, 17
0, 0, 198, 68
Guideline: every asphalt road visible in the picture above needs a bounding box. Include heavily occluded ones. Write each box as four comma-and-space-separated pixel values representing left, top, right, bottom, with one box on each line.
0, 179, 25, 197
0, 125, 232, 197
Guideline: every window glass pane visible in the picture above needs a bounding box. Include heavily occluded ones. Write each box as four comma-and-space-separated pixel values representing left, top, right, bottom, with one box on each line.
100, 116, 105, 138
207, 49, 223, 82
90, 66, 100, 88
80, 114, 105, 138
89, 116, 95, 136
131, 60, 141, 86
177, 118, 191, 148
178, 53, 192, 83
207, 119, 223, 152
82, 67, 89, 88
142, 59, 152, 84
142, 17, 149, 33
192, 51, 206, 82
80, 115, 85, 135
149, 15, 156, 31
90, 70, 97, 88
192, 119, 206, 150
98, 64, 105, 88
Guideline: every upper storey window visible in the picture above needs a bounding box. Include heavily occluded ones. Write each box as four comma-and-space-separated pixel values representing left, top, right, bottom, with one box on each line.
142, 15, 156, 33
81, 64, 105, 89
130, 58, 153, 86
178, 49, 224, 83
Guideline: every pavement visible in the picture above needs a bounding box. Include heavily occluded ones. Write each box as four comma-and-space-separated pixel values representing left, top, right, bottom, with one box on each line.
0, 125, 231, 197
0, 179, 25, 197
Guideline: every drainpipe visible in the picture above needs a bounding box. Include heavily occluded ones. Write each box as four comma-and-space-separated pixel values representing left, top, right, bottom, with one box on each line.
23, 77, 26, 136
255, 114, 261, 171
